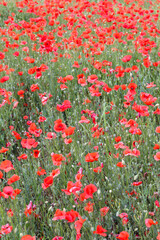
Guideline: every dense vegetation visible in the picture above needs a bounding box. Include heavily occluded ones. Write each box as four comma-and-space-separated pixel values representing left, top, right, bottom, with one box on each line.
0, 0, 160, 239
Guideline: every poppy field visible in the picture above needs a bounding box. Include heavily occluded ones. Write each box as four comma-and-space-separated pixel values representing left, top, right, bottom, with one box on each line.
0, 0, 160, 239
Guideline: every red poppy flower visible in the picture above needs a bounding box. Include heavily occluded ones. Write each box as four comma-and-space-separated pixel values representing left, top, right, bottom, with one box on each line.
145, 218, 158, 228
143, 58, 151, 68
93, 225, 107, 237
56, 100, 72, 112
117, 231, 129, 240
116, 162, 126, 168
85, 152, 99, 162
28, 123, 42, 137
153, 144, 160, 150
154, 108, 160, 115
63, 75, 74, 81
33, 149, 40, 158
121, 55, 132, 62
51, 153, 65, 166
60, 84, 68, 90
64, 138, 72, 144
13, 51, 19, 57
0, 147, 9, 153
37, 167, 46, 176
83, 184, 97, 199
123, 148, 140, 157
100, 207, 110, 216
87, 74, 98, 83
62, 180, 82, 196
54, 119, 66, 132
0, 160, 14, 172
119, 213, 128, 219
77, 74, 87, 86
131, 181, 142, 186
62, 126, 75, 137
2, 186, 14, 198
1, 224, 13, 235
157, 232, 160, 240
119, 213, 129, 225
65, 209, 79, 223
21, 139, 38, 149
0, 170, 3, 179
140, 92, 157, 106
156, 126, 160, 133
38, 116, 46, 123
7, 174, 20, 185
21, 235, 36, 240
52, 209, 66, 221
17, 154, 28, 161
121, 84, 127, 90
84, 202, 94, 213
132, 102, 149, 116
115, 136, 121, 142
42, 176, 53, 190
102, 84, 112, 93
51, 168, 60, 178
7, 209, 14, 217
79, 116, 90, 124
88, 85, 101, 97
0, 52, 5, 59
146, 82, 156, 88
154, 152, 160, 161
72, 61, 80, 68
45, 132, 57, 139
93, 166, 103, 173
0, 76, 9, 83
74, 216, 86, 240
128, 83, 137, 95
52, 237, 63, 240
155, 200, 160, 207
30, 84, 39, 92
12, 131, 21, 140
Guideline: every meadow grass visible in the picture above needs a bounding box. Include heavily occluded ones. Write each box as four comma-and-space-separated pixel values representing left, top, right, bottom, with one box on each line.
0, 0, 160, 239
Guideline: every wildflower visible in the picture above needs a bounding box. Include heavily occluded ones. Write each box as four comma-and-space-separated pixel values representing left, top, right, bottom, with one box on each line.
7, 174, 20, 185
117, 231, 129, 240
0, 224, 13, 235
85, 152, 99, 162
42, 176, 53, 190
83, 184, 97, 199
21, 139, 38, 149
140, 92, 157, 106
0, 147, 9, 153
21, 235, 36, 240
7, 209, 14, 217
121, 55, 132, 62
2, 186, 14, 198
156, 126, 160, 133
100, 207, 110, 216
154, 152, 160, 161
93, 225, 107, 237
84, 202, 94, 213
33, 150, 40, 158
0, 160, 14, 172
145, 218, 158, 228
37, 167, 46, 176
0, 76, 9, 83
54, 119, 66, 132
51, 153, 65, 166
52, 209, 66, 221
131, 181, 142, 186
116, 162, 126, 168
157, 232, 160, 240
52, 237, 63, 240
